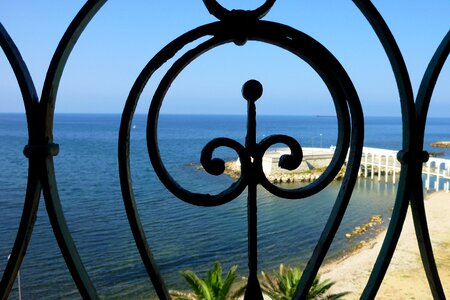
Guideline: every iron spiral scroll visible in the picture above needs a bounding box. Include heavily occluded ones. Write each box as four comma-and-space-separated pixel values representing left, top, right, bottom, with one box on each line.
0, 0, 449, 299
119, 0, 364, 298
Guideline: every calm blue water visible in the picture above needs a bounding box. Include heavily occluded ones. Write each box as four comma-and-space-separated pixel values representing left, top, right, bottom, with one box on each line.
0, 113, 449, 299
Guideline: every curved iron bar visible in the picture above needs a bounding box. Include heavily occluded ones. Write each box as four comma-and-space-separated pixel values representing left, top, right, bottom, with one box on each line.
1, 1, 106, 298
41, 0, 106, 139
0, 162, 41, 300
149, 37, 256, 207
147, 22, 354, 204
258, 134, 303, 172
3, 1, 441, 299
118, 22, 231, 298
147, 36, 256, 206
416, 31, 450, 138
0, 23, 38, 112
251, 22, 354, 201
37, 1, 106, 298
352, 1, 421, 299
409, 31, 450, 299
201, 137, 251, 179
284, 31, 363, 300
0, 23, 42, 299
119, 14, 363, 297
202, 0, 276, 21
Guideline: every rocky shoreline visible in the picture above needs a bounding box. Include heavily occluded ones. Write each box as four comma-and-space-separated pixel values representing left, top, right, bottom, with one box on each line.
223, 160, 346, 183
344, 215, 383, 240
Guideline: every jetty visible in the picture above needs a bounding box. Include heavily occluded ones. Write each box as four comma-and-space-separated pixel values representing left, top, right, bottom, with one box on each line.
359, 147, 399, 183
230, 147, 341, 183
231, 146, 450, 192
262, 147, 334, 175
424, 157, 450, 192
360, 147, 450, 192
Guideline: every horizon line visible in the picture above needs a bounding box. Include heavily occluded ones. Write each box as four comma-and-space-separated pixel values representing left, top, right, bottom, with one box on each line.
0, 111, 439, 118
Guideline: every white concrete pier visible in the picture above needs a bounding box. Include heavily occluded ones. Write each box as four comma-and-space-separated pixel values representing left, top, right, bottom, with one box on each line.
259, 146, 450, 192
359, 147, 399, 184
261, 147, 334, 175
424, 157, 450, 192
357, 147, 449, 192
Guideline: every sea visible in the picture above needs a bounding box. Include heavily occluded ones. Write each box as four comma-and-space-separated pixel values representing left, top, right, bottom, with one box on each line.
0, 113, 449, 299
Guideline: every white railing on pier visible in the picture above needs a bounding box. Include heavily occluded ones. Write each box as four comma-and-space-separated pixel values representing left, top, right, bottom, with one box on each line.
255, 146, 449, 192
424, 157, 450, 192
357, 147, 450, 192
360, 147, 399, 184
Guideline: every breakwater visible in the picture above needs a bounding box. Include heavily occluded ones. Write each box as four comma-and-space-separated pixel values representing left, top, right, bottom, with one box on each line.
224, 147, 345, 183
225, 146, 450, 192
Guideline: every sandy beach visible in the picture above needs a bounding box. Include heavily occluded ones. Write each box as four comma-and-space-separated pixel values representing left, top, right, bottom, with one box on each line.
320, 191, 450, 299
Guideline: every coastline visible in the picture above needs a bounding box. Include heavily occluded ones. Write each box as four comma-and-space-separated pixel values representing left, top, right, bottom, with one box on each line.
208, 153, 449, 298
320, 191, 450, 299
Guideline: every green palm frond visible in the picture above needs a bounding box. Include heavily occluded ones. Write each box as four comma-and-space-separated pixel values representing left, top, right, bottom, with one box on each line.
180, 270, 212, 300
219, 264, 237, 299
260, 264, 349, 300
172, 261, 241, 300
308, 276, 335, 299
261, 271, 277, 292
208, 261, 223, 297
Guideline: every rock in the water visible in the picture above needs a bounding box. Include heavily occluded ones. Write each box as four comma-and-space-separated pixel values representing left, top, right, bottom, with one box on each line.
345, 215, 383, 239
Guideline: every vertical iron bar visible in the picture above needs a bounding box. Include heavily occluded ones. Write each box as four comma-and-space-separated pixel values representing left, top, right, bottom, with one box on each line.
243, 80, 263, 299
246, 91, 258, 280
245, 181, 263, 299
246, 95, 257, 152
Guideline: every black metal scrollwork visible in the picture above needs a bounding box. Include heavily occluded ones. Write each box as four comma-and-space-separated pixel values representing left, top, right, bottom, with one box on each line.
1, 0, 448, 299
354, 1, 448, 299
119, 1, 364, 299
203, 0, 276, 21
0, 1, 107, 299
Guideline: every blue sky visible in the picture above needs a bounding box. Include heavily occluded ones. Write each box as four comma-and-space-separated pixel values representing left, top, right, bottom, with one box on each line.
0, 1, 449, 116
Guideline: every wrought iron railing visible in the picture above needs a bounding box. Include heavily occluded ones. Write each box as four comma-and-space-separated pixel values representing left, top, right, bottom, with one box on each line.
1, 0, 449, 299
